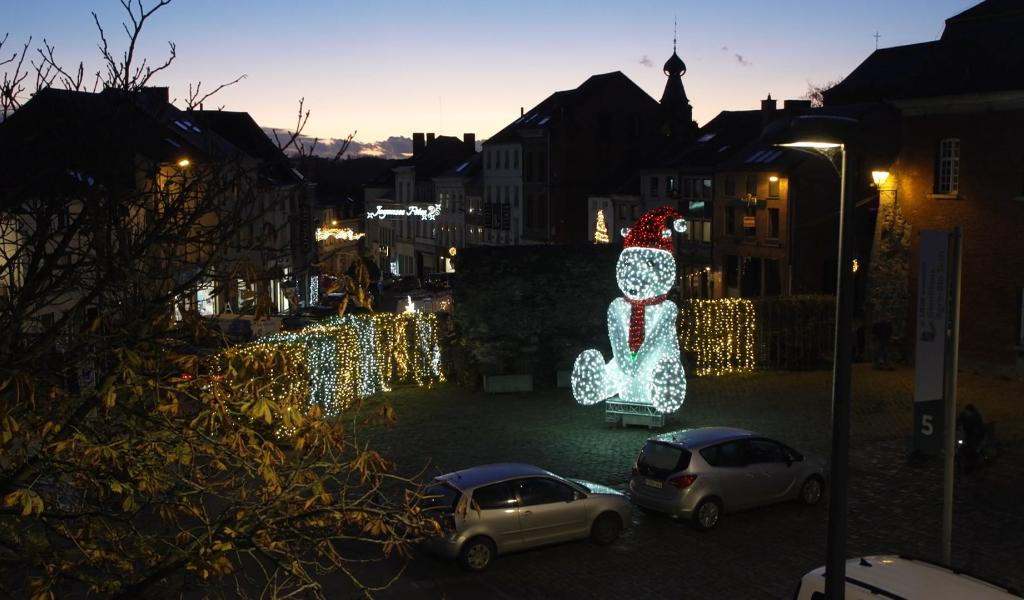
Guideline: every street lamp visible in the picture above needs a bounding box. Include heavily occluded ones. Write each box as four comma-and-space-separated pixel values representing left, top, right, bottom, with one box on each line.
762, 114, 860, 600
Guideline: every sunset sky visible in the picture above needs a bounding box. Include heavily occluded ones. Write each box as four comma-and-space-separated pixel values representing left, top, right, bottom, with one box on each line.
6, 0, 978, 154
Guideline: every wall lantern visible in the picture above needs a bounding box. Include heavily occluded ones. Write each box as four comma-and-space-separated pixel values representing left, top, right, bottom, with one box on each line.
871, 170, 890, 188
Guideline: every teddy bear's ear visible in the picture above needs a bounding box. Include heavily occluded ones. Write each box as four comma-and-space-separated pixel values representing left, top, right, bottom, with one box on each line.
661, 228, 672, 238
673, 218, 688, 234
620, 227, 631, 238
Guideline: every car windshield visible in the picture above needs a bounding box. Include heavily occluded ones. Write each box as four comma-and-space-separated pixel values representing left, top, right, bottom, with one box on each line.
638, 441, 691, 478
422, 481, 461, 512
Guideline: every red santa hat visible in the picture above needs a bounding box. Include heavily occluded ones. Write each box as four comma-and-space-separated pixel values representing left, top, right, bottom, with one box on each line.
621, 205, 687, 252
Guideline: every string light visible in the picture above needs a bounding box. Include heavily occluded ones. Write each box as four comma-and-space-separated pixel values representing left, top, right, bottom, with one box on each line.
678, 298, 756, 376
571, 206, 688, 415
234, 312, 445, 418
315, 227, 366, 241
594, 209, 610, 243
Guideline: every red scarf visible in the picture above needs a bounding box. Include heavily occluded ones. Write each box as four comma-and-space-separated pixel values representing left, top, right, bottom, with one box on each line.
626, 294, 668, 353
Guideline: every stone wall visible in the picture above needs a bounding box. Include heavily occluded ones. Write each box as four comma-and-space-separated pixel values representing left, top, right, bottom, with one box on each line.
452, 245, 620, 387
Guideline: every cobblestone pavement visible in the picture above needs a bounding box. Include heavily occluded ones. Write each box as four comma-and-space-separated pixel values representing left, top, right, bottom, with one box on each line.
334, 365, 1024, 600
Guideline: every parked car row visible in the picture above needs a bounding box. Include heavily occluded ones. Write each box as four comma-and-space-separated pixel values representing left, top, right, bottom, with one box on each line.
422, 427, 827, 571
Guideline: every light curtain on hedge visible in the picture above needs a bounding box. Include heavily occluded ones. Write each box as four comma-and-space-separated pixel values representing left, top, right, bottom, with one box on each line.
678, 299, 757, 376
237, 313, 445, 416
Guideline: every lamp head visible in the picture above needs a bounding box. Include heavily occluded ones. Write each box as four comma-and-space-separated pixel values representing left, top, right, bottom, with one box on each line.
871, 170, 890, 187
761, 114, 860, 148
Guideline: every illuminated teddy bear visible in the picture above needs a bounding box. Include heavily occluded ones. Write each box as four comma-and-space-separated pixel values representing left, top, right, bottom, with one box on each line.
571, 206, 688, 413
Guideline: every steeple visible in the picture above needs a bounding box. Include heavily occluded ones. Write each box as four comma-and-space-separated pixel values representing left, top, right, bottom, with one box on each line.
659, 19, 696, 140
660, 19, 691, 109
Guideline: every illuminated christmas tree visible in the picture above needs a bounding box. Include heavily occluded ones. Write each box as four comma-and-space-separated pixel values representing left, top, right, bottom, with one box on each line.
594, 209, 610, 243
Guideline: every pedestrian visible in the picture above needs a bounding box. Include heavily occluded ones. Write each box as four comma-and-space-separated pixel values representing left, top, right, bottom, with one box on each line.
957, 403, 986, 474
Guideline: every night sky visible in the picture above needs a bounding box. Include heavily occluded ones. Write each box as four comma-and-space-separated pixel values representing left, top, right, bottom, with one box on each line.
6, 0, 978, 152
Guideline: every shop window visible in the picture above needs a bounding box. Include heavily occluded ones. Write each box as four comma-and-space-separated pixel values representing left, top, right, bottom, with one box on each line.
726, 255, 739, 288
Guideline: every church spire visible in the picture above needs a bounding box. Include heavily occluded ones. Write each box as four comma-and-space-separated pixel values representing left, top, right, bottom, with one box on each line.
660, 20, 691, 107
660, 20, 696, 141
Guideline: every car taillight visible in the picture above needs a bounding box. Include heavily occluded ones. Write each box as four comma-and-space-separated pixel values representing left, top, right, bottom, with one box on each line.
668, 474, 697, 489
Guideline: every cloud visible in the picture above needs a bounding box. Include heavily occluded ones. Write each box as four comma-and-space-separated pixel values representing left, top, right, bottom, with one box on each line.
261, 128, 412, 159
639, 55, 653, 68
720, 45, 752, 66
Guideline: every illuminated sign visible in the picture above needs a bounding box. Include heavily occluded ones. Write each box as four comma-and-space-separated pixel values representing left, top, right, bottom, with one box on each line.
315, 227, 366, 241
366, 204, 441, 221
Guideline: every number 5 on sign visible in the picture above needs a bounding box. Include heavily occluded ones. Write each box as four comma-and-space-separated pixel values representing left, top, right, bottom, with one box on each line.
921, 414, 933, 436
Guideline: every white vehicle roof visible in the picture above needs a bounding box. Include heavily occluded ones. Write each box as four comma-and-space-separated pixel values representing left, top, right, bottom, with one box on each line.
799, 555, 1021, 600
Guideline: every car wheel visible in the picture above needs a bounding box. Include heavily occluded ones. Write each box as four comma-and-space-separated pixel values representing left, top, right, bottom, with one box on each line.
799, 476, 824, 506
458, 536, 496, 572
692, 498, 721, 531
590, 512, 623, 545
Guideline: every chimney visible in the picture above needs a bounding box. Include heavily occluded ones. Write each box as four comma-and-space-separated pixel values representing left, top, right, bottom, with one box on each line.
760, 94, 777, 128
426, 132, 436, 145
521, 107, 524, 117
141, 86, 169, 105
413, 132, 425, 156
783, 99, 812, 114
463, 133, 476, 153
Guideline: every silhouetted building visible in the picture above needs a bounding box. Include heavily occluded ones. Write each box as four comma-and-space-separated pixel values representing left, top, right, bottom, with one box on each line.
484, 72, 664, 245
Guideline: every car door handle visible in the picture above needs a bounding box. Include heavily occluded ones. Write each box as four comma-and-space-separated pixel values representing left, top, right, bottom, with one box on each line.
522, 510, 532, 517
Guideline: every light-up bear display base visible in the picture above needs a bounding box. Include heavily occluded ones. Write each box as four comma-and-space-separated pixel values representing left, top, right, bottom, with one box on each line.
571, 206, 688, 423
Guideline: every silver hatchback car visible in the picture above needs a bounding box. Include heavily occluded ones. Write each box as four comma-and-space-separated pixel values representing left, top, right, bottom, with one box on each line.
628, 427, 826, 530
423, 463, 631, 571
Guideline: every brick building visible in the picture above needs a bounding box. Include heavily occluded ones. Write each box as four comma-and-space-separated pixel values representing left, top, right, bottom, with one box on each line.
825, 0, 1024, 374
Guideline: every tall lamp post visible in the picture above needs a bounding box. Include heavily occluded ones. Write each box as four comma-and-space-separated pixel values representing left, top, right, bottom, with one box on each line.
762, 114, 860, 600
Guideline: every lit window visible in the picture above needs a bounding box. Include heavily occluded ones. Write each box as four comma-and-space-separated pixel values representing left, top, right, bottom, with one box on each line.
936, 138, 960, 194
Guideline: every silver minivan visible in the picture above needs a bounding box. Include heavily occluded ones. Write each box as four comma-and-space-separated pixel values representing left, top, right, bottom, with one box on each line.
423, 463, 631, 571
628, 427, 826, 530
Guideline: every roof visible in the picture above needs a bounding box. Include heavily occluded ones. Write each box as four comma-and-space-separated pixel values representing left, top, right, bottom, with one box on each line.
651, 109, 764, 170
651, 427, 755, 449
435, 151, 481, 179
436, 463, 557, 491
825, 1, 1024, 104
485, 71, 658, 145
0, 87, 293, 195
802, 555, 1022, 599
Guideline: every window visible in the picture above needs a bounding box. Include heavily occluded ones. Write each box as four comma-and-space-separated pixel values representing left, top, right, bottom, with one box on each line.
744, 205, 756, 236
725, 206, 736, 235
724, 175, 735, 197
485, 150, 491, 171
637, 441, 691, 478
936, 138, 960, 194
702, 178, 712, 199
726, 255, 739, 288
768, 177, 780, 198
504, 149, 509, 169
667, 176, 678, 197
746, 175, 758, 196
769, 208, 780, 238
701, 440, 748, 467
649, 176, 659, 197
513, 149, 519, 169
472, 483, 517, 510
514, 478, 576, 506
748, 440, 786, 464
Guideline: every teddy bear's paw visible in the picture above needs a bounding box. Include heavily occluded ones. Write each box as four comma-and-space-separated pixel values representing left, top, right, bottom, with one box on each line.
651, 358, 687, 413
572, 349, 608, 406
